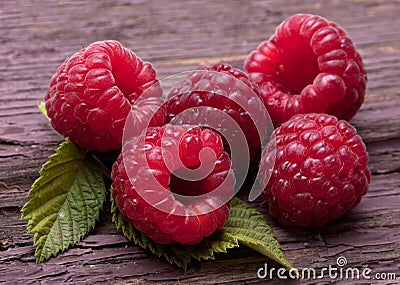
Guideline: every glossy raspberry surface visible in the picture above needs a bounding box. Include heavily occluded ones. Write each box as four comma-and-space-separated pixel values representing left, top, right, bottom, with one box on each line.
45, 40, 163, 151
245, 14, 367, 126
166, 63, 266, 161
260, 113, 370, 227
111, 125, 235, 245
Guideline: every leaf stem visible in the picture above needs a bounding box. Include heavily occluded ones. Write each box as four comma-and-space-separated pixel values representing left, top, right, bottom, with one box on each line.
90, 153, 112, 180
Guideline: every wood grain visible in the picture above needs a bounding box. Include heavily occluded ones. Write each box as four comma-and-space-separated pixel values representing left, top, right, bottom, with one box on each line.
1, 0, 399, 284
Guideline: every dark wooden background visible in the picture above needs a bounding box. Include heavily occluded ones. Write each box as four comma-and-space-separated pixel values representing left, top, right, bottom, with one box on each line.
1, 0, 399, 284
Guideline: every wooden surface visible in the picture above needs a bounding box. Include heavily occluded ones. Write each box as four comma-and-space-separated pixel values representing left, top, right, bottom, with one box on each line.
1, 0, 399, 284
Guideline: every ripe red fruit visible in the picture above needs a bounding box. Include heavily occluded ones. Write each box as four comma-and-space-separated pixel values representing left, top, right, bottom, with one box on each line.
111, 124, 235, 245
166, 63, 268, 162
260, 113, 370, 227
245, 13, 367, 126
45, 40, 164, 152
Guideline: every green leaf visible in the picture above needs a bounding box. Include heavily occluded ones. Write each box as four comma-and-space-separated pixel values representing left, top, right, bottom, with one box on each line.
111, 193, 239, 270
21, 139, 107, 262
38, 101, 49, 120
223, 198, 293, 269
112, 194, 293, 270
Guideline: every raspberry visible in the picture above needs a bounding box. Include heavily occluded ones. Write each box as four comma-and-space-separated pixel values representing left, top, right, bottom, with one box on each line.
166, 63, 267, 161
45, 40, 163, 152
245, 14, 367, 126
260, 113, 370, 227
111, 124, 235, 245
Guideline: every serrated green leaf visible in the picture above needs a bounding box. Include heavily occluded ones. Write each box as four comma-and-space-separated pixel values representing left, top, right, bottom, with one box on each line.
38, 101, 49, 120
111, 193, 239, 270
21, 139, 107, 263
112, 193, 293, 270
223, 198, 293, 269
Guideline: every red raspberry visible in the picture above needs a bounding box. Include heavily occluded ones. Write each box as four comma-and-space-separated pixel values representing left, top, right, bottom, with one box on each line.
111, 124, 235, 245
260, 113, 370, 227
166, 63, 267, 161
245, 14, 367, 126
45, 40, 163, 152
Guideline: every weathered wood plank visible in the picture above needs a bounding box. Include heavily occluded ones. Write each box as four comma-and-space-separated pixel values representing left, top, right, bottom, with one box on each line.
1, 0, 400, 284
